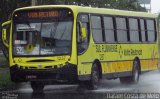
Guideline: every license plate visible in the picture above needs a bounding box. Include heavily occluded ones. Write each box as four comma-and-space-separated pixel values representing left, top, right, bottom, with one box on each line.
26, 75, 37, 79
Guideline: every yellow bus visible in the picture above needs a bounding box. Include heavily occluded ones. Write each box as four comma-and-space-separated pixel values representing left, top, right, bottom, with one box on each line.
1, 5, 159, 91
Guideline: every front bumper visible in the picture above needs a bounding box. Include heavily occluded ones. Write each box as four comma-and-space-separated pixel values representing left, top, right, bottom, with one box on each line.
10, 63, 78, 83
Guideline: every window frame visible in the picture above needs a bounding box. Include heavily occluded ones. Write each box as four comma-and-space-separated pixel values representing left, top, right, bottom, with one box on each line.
146, 19, 157, 42
89, 13, 157, 44
76, 13, 91, 55
128, 18, 140, 42
90, 14, 104, 43
115, 16, 129, 43
103, 16, 116, 43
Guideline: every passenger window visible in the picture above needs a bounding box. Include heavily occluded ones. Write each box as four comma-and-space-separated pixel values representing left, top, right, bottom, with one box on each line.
140, 19, 146, 42
116, 17, 128, 42
146, 20, 156, 42
129, 18, 139, 42
91, 16, 103, 43
103, 16, 115, 42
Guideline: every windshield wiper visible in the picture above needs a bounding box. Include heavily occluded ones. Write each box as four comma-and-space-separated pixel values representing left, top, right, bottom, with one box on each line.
51, 22, 59, 37
23, 20, 32, 30
59, 27, 67, 39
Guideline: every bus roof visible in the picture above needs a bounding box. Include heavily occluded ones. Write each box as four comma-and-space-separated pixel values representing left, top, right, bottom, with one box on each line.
14, 5, 157, 18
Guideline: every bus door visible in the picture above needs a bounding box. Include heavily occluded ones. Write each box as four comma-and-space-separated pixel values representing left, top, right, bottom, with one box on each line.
77, 14, 90, 79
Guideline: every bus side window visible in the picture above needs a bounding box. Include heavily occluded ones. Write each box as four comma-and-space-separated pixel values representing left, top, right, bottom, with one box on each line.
146, 19, 156, 42
77, 14, 89, 54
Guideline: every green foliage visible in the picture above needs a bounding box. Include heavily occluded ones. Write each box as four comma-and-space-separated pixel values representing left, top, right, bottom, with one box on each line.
0, 70, 16, 90
0, 0, 29, 37
11, 0, 147, 12
0, 0, 30, 33
0, 0, 147, 24
0, 55, 8, 68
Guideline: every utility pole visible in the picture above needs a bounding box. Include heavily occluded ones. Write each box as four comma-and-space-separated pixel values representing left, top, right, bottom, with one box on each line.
31, 0, 37, 6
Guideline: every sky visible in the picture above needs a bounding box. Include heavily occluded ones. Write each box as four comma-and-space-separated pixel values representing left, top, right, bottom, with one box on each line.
151, 0, 160, 13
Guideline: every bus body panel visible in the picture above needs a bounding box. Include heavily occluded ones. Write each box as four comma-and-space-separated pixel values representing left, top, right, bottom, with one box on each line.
2, 5, 158, 83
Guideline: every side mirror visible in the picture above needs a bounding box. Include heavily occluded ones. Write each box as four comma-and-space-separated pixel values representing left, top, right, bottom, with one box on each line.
2, 20, 11, 48
2, 29, 7, 40
79, 22, 87, 41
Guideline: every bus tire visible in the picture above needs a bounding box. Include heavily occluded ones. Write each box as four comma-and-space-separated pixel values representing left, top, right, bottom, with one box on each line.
31, 81, 45, 92
120, 60, 140, 84
130, 60, 140, 84
87, 63, 100, 90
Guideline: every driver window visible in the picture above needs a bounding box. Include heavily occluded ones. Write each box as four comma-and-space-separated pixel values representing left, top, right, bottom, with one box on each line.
77, 14, 89, 54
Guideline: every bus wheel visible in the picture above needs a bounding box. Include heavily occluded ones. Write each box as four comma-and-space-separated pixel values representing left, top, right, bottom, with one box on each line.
130, 60, 140, 84
31, 81, 45, 92
87, 63, 100, 90
120, 60, 140, 84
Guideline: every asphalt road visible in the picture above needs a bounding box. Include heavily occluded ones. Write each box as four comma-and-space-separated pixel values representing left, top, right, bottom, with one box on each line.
2, 70, 160, 99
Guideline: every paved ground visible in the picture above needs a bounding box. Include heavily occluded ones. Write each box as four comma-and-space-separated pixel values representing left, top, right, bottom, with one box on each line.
1, 70, 160, 99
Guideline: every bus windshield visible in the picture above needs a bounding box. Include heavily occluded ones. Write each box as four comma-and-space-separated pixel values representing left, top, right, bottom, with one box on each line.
13, 8, 73, 56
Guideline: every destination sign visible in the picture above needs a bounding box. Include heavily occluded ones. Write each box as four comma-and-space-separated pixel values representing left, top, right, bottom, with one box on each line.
13, 8, 73, 21
27, 11, 59, 18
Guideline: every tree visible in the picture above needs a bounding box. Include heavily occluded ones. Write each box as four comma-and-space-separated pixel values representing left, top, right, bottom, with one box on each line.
0, 0, 147, 25
0, 0, 30, 36
0, 0, 30, 23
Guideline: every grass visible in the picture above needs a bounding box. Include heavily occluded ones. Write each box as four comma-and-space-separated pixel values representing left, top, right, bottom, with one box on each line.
0, 55, 16, 90
0, 70, 16, 90
0, 55, 8, 68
